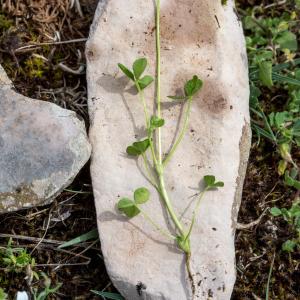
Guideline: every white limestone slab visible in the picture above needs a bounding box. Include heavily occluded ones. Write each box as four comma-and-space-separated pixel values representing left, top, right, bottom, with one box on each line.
87, 1, 250, 299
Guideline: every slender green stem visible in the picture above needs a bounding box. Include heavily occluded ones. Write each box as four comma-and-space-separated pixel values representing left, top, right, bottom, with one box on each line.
139, 208, 176, 240
163, 97, 193, 166
157, 173, 186, 237
153, 0, 187, 245
142, 153, 157, 188
135, 81, 158, 166
185, 187, 209, 241
155, 0, 162, 164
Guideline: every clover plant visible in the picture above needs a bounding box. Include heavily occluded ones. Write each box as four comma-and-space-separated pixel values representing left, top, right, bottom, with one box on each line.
116, 0, 224, 290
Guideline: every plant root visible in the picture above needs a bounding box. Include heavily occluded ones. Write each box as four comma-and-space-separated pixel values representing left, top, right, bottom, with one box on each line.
186, 253, 196, 300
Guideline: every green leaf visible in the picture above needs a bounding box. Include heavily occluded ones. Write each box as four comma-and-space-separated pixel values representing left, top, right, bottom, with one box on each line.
134, 187, 150, 204
270, 207, 282, 217
213, 181, 225, 188
126, 139, 150, 156
184, 75, 203, 97
259, 61, 273, 88
290, 168, 298, 179
126, 146, 141, 156
269, 111, 293, 129
249, 84, 261, 109
133, 139, 150, 153
133, 58, 147, 80
243, 16, 257, 30
282, 240, 297, 252
118, 63, 134, 81
167, 95, 187, 101
278, 160, 287, 176
275, 31, 298, 51
272, 73, 300, 87
0, 288, 7, 300
281, 208, 291, 222
91, 290, 124, 300
252, 123, 276, 142
117, 198, 140, 218
290, 202, 300, 217
284, 171, 300, 190
279, 143, 292, 163
138, 75, 154, 90
204, 175, 215, 186
58, 229, 98, 249
150, 116, 165, 130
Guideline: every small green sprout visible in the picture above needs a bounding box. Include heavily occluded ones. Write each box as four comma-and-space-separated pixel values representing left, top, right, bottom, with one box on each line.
270, 201, 300, 253
33, 272, 62, 300
0, 238, 35, 274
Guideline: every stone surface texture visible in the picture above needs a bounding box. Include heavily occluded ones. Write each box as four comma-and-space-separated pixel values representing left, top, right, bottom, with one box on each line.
0, 66, 91, 213
87, 0, 250, 299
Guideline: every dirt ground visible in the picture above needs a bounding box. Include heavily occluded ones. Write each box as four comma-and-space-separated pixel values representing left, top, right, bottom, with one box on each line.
0, 0, 299, 299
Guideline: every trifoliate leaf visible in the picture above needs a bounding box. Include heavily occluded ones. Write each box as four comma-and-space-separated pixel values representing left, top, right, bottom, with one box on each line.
134, 187, 150, 204
118, 63, 134, 81
133, 58, 147, 80
184, 75, 203, 97
204, 175, 224, 189
117, 198, 140, 218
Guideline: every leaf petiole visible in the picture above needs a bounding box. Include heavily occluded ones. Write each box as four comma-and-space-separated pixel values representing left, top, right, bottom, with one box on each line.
184, 187, 209, 242
141, 153, 158, 188
163, 96, 193, 166
139, 208, 176, 240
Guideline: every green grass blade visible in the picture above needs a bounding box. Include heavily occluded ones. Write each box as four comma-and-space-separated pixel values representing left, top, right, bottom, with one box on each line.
58, 229, 98, 249
252, 123, 276, 142
91, 290, 124, 300
265, 253, 276, 300
272, 73, 300, 87
250, 58, 300, 79
272, 58, 300, 72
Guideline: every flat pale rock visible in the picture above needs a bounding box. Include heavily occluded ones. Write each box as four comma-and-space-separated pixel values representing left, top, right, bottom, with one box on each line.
0, 66, 91, 213
87, 0, 250, 299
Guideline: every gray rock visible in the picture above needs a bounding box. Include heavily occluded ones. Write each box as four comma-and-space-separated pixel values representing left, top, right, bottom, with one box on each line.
0, 66, 91, 213
87, 0, 250, 299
